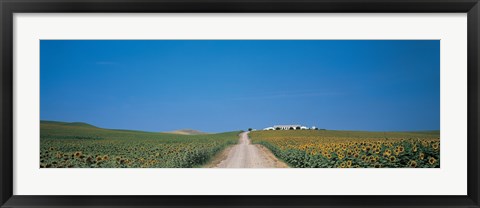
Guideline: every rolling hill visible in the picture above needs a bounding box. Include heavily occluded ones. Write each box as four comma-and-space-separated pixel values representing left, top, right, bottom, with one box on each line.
167, 129, 208, 135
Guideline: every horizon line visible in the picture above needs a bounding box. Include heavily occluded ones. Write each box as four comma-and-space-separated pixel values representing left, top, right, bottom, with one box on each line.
40, 119, 440, 134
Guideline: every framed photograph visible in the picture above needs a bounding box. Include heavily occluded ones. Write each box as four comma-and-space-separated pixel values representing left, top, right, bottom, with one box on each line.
1, 0, 479, 207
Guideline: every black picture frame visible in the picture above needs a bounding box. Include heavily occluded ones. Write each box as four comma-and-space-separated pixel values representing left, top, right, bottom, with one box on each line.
1, 0, 479, 207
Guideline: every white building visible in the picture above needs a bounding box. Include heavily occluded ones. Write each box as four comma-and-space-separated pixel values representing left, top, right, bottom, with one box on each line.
274, 125, 301, 130
263, 125, 310, 130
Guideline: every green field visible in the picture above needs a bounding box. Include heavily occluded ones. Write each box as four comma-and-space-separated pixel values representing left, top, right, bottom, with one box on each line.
40, 121, 239, 168
40, 121, 441, 168
250, 130, 440, 168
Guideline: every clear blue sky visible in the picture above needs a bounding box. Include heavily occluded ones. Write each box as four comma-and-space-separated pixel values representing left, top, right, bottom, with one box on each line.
40, 40, 440, 132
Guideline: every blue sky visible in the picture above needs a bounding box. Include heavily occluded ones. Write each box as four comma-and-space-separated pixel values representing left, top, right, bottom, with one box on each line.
40, 40, 440, 132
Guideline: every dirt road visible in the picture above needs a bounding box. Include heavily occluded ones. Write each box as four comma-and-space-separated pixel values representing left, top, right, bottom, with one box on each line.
213, 132, 288, 168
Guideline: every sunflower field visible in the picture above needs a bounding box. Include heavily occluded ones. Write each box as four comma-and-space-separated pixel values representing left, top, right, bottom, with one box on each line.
40, 121, 239, 168
250, 130, 440, 168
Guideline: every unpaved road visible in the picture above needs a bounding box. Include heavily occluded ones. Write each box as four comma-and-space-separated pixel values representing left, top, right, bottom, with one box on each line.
213, 132, 288, 168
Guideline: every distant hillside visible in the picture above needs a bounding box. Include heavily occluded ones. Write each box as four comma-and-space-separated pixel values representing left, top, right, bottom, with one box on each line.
250, 129, 439, 139
41, 120, 98, 128
167, 129, 208, 135
40, 120, 209, 137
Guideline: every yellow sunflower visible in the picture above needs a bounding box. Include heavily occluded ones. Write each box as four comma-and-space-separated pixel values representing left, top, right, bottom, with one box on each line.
409, 160, 417, 168
419, 152, 425, 160
74, 151, 82, 158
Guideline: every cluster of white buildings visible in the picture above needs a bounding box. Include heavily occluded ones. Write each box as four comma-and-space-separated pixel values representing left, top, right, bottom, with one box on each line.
263, 125, 317, 131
